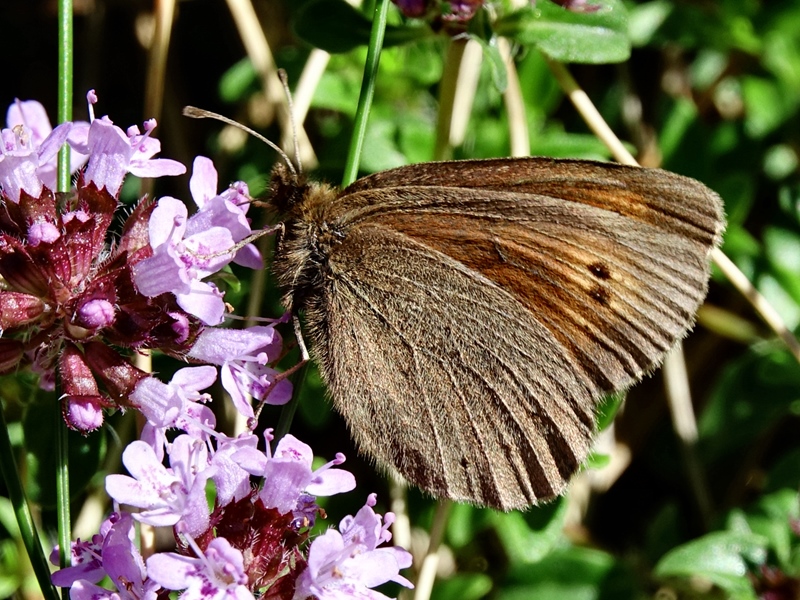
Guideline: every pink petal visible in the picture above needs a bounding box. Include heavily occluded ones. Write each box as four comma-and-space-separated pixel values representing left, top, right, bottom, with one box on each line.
307, 530, 345, 575
37, 122, 72, 165
171, 365, 217, 391
306, 469, 356, 497
6, 100, 52, 143
175, 279, 226, 325
148, 196, 187, 247
128, 157, 186, 178
220, 363, 254, 418
189, 156, 218, 208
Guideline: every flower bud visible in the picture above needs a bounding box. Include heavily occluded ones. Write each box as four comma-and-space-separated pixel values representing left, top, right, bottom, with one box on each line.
76, 298, 116, 330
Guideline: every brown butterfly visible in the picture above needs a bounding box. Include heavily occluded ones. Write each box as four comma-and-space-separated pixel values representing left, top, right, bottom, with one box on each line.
266, 156, 724, 511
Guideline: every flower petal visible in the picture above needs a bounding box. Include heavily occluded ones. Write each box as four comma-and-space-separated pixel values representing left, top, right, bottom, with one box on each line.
175, 279, 226, 325
189, 156, 218, 208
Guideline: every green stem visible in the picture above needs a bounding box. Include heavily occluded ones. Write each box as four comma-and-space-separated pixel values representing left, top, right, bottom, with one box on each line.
341, 0, 390, 187
0, 403, 59, 600
56, 0, 73, 194
56, 0, 73, 585
56, 411, 70, 570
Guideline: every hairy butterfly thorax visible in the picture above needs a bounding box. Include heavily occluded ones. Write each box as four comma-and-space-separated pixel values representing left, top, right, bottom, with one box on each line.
269, 163, 343, 324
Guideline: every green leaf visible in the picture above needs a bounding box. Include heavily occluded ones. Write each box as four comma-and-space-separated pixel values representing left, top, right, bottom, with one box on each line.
446, 503, 493, 549
529, 129, 617, 159
313, 67, 361, 114
489, 497, 568, 564
595, 392, 625, 431
655, 530, 768, 598
433, 573, 493, 600
495, 0, 630, 64
699, 346, 800, 463
364, 121, 410, 172
627, 0, 673, 47
743, 488, 800, 569
469, 35, 508, 93
293, 0, 431, 53
502, 545, 630, 599
0, 540, 21, 599
0, 496, 21, 538
741, 76, 797, 138
219, 58, 259, 103
583, 451, 610, 470
764, 226, 800, 307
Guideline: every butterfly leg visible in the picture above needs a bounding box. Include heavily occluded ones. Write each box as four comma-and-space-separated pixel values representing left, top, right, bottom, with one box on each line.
251, 313, 310, 424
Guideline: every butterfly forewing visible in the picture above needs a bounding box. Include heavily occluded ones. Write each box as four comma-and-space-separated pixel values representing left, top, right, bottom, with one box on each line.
272, 157, 724, 510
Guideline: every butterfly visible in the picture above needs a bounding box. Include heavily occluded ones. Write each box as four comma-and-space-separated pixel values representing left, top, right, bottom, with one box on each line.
266, 156, 724, 510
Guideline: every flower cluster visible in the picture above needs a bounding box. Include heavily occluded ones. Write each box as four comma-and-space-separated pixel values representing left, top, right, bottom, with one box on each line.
0, 94, 290, 431
391, 0, 484, 27
0, 95, 414, 599
0, 94, 194, 430
51, 391, 412, 599
390, 0, 599, 29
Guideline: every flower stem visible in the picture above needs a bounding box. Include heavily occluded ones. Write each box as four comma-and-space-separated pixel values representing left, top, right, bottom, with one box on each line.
341, 0, 390, 187
56, 0, 74, 582
56, 0, 73, 193
0, 401, 59, 600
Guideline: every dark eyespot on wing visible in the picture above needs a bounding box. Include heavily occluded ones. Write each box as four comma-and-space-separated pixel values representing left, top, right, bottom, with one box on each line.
588, 261, 611, 280
590, 285, 611, 306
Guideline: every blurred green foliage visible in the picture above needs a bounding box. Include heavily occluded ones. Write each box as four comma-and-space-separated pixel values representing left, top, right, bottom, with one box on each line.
3, 0, 800, 597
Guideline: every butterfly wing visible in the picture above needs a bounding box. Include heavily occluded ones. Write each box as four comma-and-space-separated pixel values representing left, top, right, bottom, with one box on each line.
296, 158, 723, 509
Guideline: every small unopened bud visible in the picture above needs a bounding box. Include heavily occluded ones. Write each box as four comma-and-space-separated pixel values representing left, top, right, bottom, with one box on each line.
27, 221, 60, 246
63, 395, 105, 432
76, 298, 116, 330
0, 292, 45, 329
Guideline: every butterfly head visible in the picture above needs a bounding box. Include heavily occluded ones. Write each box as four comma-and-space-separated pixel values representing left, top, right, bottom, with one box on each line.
268, 163, 312, 215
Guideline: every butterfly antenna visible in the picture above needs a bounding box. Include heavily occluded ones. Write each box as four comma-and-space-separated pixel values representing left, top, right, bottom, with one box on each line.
182, 106, 298, 178
277, 69, 303, 176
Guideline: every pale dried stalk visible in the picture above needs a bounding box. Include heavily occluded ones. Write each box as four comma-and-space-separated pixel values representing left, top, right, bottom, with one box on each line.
435, 38, 483, 160
225, 0, 317, 168
413, 501, 452, 600
499, 38, 530, 157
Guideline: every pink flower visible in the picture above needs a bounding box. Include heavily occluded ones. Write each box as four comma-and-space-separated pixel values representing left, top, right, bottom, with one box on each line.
187, 326, 289, 418
51, 513, 159, 600
0, 99, 88, 203
146, 538, 252, 600
187, 156, 262, 269
133, 195, 234, 325
239, 433, 356, 514
73, 91, 185, 196
294, 494, 413, 600
132, 366, 218, 460
105, 436, 213, 536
